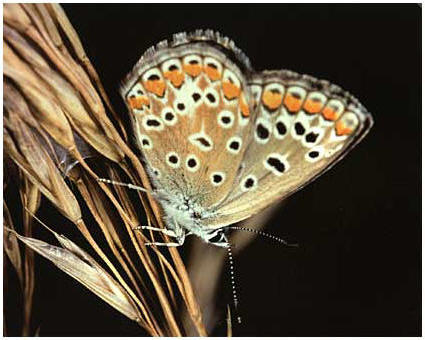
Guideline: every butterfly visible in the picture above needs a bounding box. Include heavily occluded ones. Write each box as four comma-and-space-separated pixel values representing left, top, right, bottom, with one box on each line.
117, 30, 373, 248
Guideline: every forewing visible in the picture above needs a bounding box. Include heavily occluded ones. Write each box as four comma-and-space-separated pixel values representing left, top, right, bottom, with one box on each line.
120, 32, 254, 209
210, 70, 373, 227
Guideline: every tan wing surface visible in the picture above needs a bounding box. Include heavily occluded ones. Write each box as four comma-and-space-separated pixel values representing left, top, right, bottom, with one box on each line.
208, 70, 373, 227
120, 32, 254, 209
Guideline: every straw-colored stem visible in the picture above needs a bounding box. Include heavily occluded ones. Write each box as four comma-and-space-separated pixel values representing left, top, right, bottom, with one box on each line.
76, 177, 158, 334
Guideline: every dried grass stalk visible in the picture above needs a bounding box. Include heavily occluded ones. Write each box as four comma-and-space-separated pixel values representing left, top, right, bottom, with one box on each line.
4, 202, 23, 286
20, 177, 40, 336
5, 224, 143, 324
4, 3, 208, 336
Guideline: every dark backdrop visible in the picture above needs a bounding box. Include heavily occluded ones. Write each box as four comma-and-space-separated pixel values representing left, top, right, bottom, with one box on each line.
8, 4, 421, 336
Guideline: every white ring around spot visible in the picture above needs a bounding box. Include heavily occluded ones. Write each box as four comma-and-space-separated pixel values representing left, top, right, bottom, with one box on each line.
142, 114, 164, 131
226, 136, 242, 154
240, 174, 258, 192
218, 110, 235, 129
210, 171, 226, 186
138, 134, 153, 150
166, 151, 180, 168
161, 107, 178, 126
185, 154, 200, 172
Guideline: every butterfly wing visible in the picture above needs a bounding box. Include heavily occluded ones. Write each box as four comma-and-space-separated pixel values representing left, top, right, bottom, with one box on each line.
208, 70, 373, 228
120, 30, 373, 235
120, 31, 255, 218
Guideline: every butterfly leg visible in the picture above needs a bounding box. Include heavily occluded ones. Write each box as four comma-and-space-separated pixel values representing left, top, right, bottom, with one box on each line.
143, 232, 186, 247
133, 225, 178, 237
139, 222, 186, 247
206, 229, 230, 248
97, 178, 149, 193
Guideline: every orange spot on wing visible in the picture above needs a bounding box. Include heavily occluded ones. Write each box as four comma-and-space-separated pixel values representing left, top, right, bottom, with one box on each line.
335, 120, 353, 136
262, 90, 283, 110
128, 95, 149, 109
143, 80, 165, 97
164, 70, 184, 87
183, 64, 202, 77
239, 95, 250, 117
304, 99, 324, 114
283, 93, 302, 113
204, 65, 221, 81
222, 81, 240, 100
322, 106, 340, 121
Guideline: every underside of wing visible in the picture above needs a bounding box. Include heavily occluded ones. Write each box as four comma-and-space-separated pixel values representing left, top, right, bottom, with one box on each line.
209, 70, 373, 227
120, 31, 256, 211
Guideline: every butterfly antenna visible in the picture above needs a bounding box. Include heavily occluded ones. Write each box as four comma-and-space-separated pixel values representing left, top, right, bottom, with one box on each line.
225, 226, 298, 247
226, 243, 242, 324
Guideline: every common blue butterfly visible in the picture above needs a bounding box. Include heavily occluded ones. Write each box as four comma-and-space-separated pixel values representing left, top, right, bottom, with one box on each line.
104, 30, 373, 248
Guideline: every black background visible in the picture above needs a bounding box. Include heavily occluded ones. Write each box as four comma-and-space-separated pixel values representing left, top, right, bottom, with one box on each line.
5, 4, 421, 336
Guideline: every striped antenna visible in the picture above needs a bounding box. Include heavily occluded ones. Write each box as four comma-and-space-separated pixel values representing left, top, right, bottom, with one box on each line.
224, 226, 298, 247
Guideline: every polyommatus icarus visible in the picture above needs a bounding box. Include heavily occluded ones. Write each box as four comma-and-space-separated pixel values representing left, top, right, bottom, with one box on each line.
115, 30, 373, 248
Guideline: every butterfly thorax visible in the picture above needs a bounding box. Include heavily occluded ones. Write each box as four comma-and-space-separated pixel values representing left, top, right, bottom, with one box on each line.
155, 188, 220, 242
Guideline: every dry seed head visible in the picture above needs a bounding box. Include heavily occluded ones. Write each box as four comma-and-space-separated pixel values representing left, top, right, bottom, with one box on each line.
4, 44, 76, 150
5, 109, 82, 222
3, 4, 32, 33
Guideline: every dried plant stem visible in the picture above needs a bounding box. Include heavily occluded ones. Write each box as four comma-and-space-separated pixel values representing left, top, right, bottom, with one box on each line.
76, 178, 153, 320
4, 3, 210, 336
109, 166, 179, 310
21, 178, 40, 336
73, 157, 182, 334
45, 4, 127, 138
